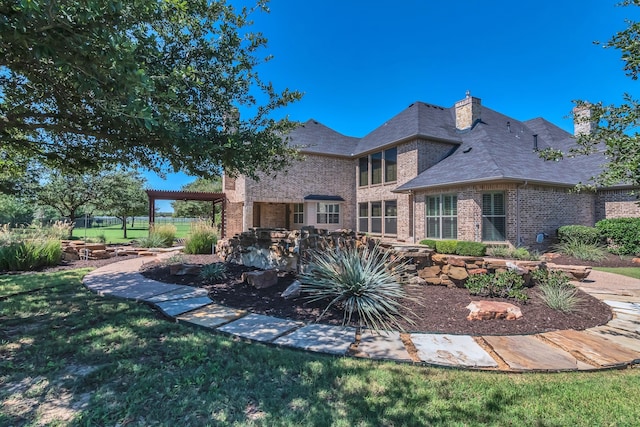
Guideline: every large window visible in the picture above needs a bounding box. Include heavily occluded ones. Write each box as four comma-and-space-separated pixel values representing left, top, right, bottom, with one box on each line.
482, 192, 506, 241
358, 148, 398, 186
317, 203, 340, 224
293, 203, 304, 224
384, 200, 397, 235
426, 194, 457, 239
359, 157, 368, 186
358, 203, 368, 232
384, 147, 397, 182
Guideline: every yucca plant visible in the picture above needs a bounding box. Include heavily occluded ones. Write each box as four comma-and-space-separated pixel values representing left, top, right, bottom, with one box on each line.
299, 243, 415, 333
199, 262, 227, 284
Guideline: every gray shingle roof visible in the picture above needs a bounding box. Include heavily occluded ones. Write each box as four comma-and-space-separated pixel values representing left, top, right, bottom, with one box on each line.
395, 106, 606, 191
287, 100, 607, 191
286, 119, 359, 157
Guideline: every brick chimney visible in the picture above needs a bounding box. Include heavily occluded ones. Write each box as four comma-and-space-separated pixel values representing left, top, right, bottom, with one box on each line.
572, 103, 596, 136
455, 91, 482, 131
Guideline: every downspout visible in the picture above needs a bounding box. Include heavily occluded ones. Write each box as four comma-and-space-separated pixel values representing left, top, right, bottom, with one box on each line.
516, 181, 528, 246
410, 190, 415, 243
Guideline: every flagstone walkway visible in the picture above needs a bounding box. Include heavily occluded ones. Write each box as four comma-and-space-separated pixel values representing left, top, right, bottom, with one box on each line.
82, 254, 640, 372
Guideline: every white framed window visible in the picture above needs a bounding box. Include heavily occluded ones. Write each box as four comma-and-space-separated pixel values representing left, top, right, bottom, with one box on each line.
426, 194, 457, 239
384, 200, 397, 235
293, 203, 304, 224
317, 203, 340, 224
370, 201, 382, 233
482, 192, 506, 241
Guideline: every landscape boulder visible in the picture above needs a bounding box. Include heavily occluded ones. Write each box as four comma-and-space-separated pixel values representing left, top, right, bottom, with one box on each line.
466, 300, 523, 321
242, 269, 278, 289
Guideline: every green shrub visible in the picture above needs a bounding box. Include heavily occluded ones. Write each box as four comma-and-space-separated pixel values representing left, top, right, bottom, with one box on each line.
596, 217, 640, 255
552, 237, 608, 262
153, 224, 177, 247
557, 225, 602, 244
486, 246, 510, 258
464, 270, 528, 301
419, 239, 437, 249
455, 241, 487, 257
184, 221, 218, 254
299, 243, 414, 332
135, 233, 167, 248
199, 263, 227, 283
536, 270, 583, 313
0, 239, 62, 271
435, 240, 458, 254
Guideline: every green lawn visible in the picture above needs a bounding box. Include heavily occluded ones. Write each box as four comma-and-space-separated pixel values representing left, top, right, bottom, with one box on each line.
2, 270, 640, 426
72, 222, 193, 244
593, 267, 640, 280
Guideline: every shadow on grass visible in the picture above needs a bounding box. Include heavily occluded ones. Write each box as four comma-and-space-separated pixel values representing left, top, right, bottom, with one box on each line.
1, 271, 640, 426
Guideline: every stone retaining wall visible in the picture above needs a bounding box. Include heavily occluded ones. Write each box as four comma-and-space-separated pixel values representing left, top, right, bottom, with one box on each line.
217, 228, 591, 285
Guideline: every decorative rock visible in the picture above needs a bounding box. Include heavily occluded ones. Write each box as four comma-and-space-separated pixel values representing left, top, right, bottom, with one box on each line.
423, 277, 443, 286
506, 262, 529, 275
242, 269, 278, 289
408, 276, 427, 286
418, 266, 441, 279
281, 280, 302, 299
447, 266, 469, 281
448, 257, 467, 267
431, 253, 448, 264
633, 258, 640, 264
468, 268, 488, 276
466, 300, 523, 321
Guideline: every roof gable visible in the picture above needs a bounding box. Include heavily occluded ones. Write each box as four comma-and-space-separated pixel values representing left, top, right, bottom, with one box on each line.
287, 119, 359, 157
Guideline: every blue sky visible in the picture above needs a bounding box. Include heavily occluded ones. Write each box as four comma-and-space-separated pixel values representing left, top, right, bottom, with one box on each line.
146, 0, 637, 211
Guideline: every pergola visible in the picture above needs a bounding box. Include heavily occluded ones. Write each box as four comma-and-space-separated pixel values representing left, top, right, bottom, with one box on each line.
145, 190, 227, 238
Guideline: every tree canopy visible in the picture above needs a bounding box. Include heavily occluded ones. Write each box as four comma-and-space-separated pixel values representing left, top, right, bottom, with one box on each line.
0, 0, 301, 180
542, 0, 640, 190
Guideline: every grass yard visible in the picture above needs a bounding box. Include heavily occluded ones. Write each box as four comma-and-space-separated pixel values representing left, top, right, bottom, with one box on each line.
1, 270, 640, 426
72, 222, 193, 244
594, 267, 640, 280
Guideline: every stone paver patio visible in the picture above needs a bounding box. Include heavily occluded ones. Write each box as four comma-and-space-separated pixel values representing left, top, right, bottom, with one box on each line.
82, 255, 640, 372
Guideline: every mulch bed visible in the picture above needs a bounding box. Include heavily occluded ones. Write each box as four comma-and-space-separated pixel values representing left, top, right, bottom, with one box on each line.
136, 253, 624, 336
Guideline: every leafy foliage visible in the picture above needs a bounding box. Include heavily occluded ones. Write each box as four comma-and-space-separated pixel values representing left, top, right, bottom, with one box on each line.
486, 246, 540, 261
183, 221, 218, 254
557, 225, 602, 244
199, 263, 228, 284
419, 239, 437, 249
435, 240, 458, 254
0, 0, 301, 178
596, 217, 640, 255
455, 241, 487, 257
135, 233, 168, 249
95, 170, 148, 239
536, 270, 584, 313
552, 237, 608, 262
464, 270, 528, 301
299, 244, 415, 332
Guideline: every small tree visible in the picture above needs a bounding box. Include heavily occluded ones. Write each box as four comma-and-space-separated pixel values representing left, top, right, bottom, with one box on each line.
97, 171, 148, 239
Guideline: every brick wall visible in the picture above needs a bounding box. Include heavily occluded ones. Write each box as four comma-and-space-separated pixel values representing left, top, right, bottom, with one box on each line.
595, 189, 640, 220
415, 183, 597, 249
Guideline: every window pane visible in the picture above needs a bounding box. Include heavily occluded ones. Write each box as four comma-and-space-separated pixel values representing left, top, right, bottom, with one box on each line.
443, 195, 457, 216
359, 157, 368, 186
358, 203, 368, 217
371, 152, 382, 184
482, 217, 506, 241
442, 218, 457, 239
359, 218, 368, 232
371, 202, 382, 217
371, 218, 382, 233
385, 200, 397, 217
384, 147, 397, 182
426, 217, 440, 238
385, 218, 397, 234
426, 196, 439, 216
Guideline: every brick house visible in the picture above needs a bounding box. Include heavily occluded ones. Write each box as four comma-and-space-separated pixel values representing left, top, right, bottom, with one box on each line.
223, 93, 639, 249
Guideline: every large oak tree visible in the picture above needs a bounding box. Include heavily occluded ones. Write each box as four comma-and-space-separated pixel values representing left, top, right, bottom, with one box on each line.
0, 0, 301, 180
